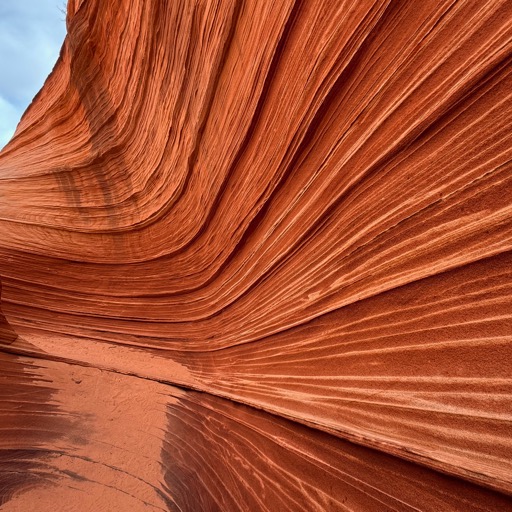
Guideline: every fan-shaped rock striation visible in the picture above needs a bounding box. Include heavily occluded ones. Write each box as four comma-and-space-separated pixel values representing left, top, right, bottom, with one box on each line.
0, 0, 511, 510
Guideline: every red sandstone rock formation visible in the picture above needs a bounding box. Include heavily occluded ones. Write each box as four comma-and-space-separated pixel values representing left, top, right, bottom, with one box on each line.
0, 0, 511, 510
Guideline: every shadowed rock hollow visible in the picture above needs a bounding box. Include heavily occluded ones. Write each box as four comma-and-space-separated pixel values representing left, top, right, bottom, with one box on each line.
0, 0, 511, 510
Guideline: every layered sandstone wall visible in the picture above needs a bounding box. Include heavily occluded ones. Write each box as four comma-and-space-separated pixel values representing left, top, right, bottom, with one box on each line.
0, 0, 511, 510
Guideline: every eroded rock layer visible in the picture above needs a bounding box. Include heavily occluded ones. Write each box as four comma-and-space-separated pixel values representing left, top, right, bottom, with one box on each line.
0, 0, 511, 510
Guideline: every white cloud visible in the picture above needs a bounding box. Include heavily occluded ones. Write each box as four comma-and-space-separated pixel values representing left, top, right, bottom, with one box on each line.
0, 0, 66, 150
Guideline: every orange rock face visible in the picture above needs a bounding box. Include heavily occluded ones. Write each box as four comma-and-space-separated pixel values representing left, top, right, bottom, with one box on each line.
0, 0, 511, 510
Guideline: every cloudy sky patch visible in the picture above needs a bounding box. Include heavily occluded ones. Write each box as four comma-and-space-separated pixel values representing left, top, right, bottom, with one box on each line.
0, 1, 66, 149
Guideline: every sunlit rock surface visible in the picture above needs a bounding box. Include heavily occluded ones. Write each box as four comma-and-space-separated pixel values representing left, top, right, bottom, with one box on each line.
0, 0, 511, 510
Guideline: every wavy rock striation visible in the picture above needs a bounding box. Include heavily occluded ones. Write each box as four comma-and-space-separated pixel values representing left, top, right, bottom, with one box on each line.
0, 0, 511, 510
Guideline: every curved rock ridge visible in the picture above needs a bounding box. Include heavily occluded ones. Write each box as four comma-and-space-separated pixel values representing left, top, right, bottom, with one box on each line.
0, 0, 511, 510
0, 281, 17, 345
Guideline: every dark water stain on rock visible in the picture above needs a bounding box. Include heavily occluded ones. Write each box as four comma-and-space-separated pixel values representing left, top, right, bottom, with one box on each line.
0, 352, 70, 505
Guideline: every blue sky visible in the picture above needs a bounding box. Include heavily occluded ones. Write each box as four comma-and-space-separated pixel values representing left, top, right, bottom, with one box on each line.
0, 1, 66, 149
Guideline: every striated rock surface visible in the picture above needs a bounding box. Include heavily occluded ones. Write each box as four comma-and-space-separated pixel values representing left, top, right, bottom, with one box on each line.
0, 0, 511, 510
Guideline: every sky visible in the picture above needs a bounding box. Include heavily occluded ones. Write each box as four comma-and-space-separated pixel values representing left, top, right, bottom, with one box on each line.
0, 1, 67, 149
